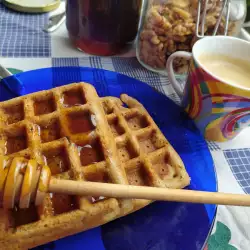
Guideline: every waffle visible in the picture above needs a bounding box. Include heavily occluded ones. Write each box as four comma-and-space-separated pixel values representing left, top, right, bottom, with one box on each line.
0, 83, 190, 249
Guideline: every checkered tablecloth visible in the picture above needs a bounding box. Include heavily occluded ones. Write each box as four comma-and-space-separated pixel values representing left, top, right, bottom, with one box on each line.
1, 3, 250, 250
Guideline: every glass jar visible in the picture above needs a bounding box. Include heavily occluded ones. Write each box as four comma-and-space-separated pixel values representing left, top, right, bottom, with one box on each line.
136, 0, 246, 76
66, 0, 142, 56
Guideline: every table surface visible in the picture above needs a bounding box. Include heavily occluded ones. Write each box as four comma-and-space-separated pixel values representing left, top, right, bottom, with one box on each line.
0, 3, 250, 250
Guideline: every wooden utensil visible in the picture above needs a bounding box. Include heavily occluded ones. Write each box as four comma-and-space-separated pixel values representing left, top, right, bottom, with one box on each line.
2, 156, 250, 209
49, 178, 250, 207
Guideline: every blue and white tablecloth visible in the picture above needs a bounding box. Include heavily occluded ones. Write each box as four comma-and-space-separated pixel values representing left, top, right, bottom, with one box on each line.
1, 3, 250, 250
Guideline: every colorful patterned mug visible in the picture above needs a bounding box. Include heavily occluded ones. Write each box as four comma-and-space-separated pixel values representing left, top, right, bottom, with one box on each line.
166, 36, 250, 142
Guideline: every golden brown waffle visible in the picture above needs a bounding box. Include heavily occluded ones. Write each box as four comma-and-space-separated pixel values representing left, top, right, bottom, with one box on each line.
0, 83, 190, 249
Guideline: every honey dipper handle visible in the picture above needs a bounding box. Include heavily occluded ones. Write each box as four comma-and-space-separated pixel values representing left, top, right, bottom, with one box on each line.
49, 179, 250, 207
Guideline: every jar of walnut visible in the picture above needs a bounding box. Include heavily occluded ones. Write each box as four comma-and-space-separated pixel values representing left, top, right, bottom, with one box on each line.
137, 0, 246, 76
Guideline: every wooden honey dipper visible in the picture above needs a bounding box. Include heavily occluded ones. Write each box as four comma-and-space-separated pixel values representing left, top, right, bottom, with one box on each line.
1, 156, 250, 210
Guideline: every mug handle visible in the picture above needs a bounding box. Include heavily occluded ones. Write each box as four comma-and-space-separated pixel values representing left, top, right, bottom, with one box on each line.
166, 51, 192, 98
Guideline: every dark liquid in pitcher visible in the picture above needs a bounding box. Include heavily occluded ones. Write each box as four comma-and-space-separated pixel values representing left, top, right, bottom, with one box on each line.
66, 0, 142, 56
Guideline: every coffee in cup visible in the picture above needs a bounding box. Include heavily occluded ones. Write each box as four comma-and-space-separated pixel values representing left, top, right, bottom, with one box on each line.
198, 53, 250, 89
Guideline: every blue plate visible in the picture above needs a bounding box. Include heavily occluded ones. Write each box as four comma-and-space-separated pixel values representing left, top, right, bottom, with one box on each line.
0, 67, 217, 250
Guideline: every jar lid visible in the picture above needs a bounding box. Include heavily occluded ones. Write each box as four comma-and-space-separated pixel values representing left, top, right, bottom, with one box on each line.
2, 0, 60, 13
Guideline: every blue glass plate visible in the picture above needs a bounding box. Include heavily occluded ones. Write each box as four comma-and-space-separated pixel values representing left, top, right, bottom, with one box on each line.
0, 67, 217, 250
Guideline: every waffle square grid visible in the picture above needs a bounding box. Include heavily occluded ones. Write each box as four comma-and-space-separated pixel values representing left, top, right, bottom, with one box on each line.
0, 83, 190, 249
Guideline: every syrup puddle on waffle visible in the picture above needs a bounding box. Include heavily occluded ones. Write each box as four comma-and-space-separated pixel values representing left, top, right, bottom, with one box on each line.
67, 111, 96, 134
77, 141, 104, 167
50, 193, 78, 216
